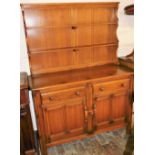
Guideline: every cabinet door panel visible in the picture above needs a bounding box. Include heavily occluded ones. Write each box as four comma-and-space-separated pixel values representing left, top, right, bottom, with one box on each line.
42, 104, 66, 142
93, 24, 118, 45
112, 91, 129, 121
24, 8, 72, 27
66, 99, 85, 134
94, 96, 111, 128
30, 49, 74, 74
93, 45, 118, 65
27, 28, 73, 51
41, 98, 86, 143
93, 8, 118, 23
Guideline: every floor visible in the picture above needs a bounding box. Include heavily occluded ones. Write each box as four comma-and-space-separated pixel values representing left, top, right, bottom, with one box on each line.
48, 128, 134, 155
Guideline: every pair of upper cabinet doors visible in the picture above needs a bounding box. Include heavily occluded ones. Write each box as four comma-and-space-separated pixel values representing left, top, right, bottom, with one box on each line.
23, 7, 118, 52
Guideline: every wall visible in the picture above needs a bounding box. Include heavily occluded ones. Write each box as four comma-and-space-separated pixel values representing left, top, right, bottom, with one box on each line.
20, 0, 134, 130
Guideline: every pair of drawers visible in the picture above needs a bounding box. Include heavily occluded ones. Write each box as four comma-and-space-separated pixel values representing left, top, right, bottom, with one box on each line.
41, 79, 130, 104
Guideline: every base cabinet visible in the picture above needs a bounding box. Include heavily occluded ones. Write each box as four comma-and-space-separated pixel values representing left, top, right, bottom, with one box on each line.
33, 78, 133, 155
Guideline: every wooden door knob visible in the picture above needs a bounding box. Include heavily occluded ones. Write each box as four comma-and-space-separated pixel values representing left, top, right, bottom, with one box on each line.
99, 87, 104, 91
49, 96, 54, 101
71, 26, 77, 29
73, 49, 79, 52
75, 91, 80, 96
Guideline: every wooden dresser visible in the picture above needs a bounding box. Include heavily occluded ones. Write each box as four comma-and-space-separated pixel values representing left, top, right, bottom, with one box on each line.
21, 3, 134, 155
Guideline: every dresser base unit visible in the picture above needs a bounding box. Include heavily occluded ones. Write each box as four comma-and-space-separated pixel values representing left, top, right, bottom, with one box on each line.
29, 64, 133, 155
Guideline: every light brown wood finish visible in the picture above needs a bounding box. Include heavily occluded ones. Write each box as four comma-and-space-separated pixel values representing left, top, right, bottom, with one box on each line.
21, 3, 119, 75
21, 3, 134, 155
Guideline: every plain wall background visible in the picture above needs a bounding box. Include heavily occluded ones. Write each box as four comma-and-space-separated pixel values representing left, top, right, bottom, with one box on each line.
20, 0, 134, 130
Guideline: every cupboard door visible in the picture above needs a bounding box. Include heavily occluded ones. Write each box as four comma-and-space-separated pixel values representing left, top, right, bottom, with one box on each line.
65, 99, 86, 136
42, 104, 66, 142
93, 24, 118, 45
24, 8, 72, 28
29, 49, 74, 74
93, 44, 118, 65
27, 27, 73, 51
93, 95, 112, 129
112, 91, 130, 123
41, 98, 86, 143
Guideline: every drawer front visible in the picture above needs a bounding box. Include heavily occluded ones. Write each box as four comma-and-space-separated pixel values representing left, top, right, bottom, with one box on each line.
41, 87, 86, 104
94, 79, 130, 96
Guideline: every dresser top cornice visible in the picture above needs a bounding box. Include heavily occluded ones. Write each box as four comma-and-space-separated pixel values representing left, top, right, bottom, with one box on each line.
21, 2, 119, 10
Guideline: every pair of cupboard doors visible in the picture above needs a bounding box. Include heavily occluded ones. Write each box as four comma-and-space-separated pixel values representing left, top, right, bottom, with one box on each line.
36, 78, 131, 146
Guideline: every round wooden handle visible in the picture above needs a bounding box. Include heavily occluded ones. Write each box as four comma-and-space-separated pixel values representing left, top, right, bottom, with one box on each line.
73, 49, 79, 52
71, 26, 77, 29
49, 96, 54, 101
99, 87, 104, 91
75, 91, 80, 96
121, 83, 124, 87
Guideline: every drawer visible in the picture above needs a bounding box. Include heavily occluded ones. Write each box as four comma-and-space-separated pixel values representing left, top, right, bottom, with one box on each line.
41, 87, 86, 104
94, 79, 130, 95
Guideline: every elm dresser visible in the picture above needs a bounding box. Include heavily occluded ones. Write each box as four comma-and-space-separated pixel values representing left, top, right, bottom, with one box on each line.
21, 3, 134, 155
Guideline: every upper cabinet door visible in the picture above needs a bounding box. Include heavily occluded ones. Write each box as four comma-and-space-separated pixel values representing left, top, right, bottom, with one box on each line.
24, 8, 72, 28
24, 8, 73, 51
27, 27, 73, 51
72, 8, 92, 47
29, 48, 75, 75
